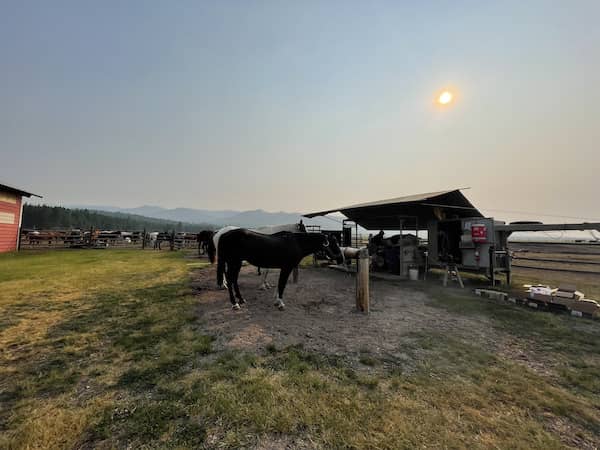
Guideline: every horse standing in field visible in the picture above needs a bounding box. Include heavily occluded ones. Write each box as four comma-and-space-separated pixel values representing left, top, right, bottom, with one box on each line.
197, 230, 216, 258
213, 227, 342, 310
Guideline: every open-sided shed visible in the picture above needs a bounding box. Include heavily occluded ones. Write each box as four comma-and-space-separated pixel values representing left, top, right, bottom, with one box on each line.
304, 189, 512, 283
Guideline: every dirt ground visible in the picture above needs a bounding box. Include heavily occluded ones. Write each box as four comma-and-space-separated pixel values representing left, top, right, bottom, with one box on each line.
190, 265, 546, 373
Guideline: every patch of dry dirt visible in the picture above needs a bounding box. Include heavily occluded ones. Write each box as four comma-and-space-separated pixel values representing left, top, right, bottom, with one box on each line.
190, 265, 545, 372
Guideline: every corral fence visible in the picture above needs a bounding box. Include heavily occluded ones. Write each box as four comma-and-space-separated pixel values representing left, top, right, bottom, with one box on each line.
507, 242, 600, 275
19, 228, 205, 252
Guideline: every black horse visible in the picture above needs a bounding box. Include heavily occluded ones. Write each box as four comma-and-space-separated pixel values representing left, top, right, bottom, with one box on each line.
197, 230, 216, 259
216, 229, 341, 310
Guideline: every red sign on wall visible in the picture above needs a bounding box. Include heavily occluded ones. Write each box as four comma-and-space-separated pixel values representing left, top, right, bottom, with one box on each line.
471, 224, 488, 243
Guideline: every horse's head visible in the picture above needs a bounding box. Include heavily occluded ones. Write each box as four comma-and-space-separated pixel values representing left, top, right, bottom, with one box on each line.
319, 234, 344, 264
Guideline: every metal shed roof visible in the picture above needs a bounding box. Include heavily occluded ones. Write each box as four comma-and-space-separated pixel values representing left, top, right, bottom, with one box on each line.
0, 181, 42, 198
303, 189, 482, 230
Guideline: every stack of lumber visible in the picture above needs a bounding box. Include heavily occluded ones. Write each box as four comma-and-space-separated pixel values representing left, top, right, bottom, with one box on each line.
527, 284, 600, 317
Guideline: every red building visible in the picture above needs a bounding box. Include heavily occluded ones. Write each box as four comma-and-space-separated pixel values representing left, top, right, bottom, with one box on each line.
0, 182, 41, 253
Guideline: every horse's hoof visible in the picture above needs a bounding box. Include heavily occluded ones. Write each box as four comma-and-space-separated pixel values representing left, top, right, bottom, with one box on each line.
258, 284, 267, 290
274, 299, 285, 310
238, 298, 246, 305
232, 303, 240, 310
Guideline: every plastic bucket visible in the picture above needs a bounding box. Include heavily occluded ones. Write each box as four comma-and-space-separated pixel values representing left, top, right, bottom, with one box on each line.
409, 268, 419, 281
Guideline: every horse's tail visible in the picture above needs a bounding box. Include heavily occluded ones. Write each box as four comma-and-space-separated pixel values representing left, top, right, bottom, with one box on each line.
216, 240, 226, 287
207, 239, 216, 264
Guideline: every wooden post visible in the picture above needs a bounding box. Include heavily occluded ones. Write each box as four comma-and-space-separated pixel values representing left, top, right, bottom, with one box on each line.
142, 228, 146, 250
170, 230, 175, 251
356, 248, 370, 313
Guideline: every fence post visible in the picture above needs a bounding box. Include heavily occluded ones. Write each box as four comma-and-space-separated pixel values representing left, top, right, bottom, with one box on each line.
142, 228, 146, 249
170, 230, 175, 251
356, 247, 370, 314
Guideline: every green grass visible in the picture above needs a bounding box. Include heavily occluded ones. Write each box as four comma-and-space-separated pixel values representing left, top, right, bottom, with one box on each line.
1, 250, 599, 449
0, 250, 211, 448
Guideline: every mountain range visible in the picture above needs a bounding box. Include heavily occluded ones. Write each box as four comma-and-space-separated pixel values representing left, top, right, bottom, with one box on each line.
68, 204, 342, 230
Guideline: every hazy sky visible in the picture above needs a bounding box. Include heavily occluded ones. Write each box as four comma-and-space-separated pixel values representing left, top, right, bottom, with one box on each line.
2, 1, 599, 222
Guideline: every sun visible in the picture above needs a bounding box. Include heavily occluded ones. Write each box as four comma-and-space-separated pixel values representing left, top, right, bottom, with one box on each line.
438, 90, 453, 105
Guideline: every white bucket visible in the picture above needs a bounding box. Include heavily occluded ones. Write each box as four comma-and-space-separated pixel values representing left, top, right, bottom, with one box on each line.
408, 268, 419, 281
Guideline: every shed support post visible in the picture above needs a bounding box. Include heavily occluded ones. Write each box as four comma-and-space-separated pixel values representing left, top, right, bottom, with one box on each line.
356, 247, 370, 313
415, 218, 419, 278
398, 218, 404, 277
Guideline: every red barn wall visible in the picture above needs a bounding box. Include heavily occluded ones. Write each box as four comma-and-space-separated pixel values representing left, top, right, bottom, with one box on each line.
0, 190, 23, 253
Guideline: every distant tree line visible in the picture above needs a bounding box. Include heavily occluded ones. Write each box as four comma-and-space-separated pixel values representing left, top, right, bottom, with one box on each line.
22, 204, 213, 232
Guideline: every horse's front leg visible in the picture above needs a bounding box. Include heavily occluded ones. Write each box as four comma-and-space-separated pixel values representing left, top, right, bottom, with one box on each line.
259, 269, 271, 290
274, 267, 293, 310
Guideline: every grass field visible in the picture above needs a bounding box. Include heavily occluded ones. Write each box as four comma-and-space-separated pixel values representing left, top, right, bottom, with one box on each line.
1, 250, 599, 449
